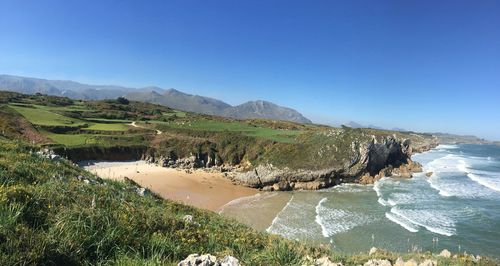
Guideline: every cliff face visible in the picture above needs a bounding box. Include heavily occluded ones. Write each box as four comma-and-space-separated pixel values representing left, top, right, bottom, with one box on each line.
53, 145, 148, 162
232, 136, 426, 191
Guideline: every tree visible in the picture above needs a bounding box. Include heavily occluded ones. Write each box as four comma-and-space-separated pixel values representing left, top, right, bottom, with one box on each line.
116, 97, 129, 105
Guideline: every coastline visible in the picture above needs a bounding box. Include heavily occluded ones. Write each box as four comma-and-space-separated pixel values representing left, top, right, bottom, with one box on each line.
81, 160, 258, 211
79, 142, 440, 230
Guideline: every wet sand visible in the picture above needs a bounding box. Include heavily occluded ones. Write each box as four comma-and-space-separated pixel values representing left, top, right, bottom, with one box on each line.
82, 161, 258, 211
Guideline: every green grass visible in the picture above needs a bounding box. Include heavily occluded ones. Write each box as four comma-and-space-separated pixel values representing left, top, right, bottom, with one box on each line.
46, 133, 99, 146
9, 104, 86, 127
83, 122, 129, 131
46, 133, 145, 147
84, 118, 133, 123
0, 139, 326, 265
156, 119, 302, 143
10, 104, 130, 132
163, 110, 187, 118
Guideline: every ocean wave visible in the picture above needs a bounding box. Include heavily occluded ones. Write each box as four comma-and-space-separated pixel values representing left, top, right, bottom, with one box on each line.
467, 173, 500, 192
373, 177, 390, 197
266, 195, 321, 239
329, 183, 373, 193
218, 192, 277, 214
266, 195, 295, 233
390, 207, 456, 236
377, 198, 390, 206
436, 144, 459, 150
385, 212, 419, 233
427, 177, 453, 197
315, 198, 374, 237
421, 153, 500, 198
455, 157, 500, 193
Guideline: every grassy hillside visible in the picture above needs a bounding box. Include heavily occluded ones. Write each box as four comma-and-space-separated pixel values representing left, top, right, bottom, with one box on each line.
0, 91, 437, 170
0, 139, 495, 265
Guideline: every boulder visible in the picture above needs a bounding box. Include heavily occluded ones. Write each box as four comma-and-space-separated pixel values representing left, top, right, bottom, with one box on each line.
439, 249, 451, 258
219, 255, 240, 266
369, 247, 378, 255
393, 258, 404, 266
178, 254, 217, 266
136, 187, 147, 196
313, 256, 343, 266
183, 215, 193, 224
363, 259, 392, 266
177, 254, 240, 266
425, 172, 433, 177
403, 259, 417, 266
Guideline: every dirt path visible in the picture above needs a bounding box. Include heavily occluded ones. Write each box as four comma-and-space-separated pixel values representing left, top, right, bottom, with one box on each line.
128, 121, 162, 135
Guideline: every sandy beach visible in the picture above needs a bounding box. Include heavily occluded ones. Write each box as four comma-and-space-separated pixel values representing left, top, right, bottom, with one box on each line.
81, 161, 258, 211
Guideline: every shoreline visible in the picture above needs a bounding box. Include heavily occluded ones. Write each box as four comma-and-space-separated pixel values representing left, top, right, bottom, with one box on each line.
79, 143, 439, 227
81, 160, 258, 212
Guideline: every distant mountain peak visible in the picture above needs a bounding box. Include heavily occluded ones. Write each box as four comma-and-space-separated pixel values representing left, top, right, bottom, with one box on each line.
0, 74, 313, 124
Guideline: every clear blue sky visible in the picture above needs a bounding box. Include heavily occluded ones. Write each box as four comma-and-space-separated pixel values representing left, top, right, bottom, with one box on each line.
1, 0, 499, 140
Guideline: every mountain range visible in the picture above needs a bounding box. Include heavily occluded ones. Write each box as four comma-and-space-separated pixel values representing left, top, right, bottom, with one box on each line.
0, 74, 311, 124
344, 121, 406, 132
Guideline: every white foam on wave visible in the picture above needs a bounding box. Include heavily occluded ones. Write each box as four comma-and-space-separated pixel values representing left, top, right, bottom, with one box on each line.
456, 157, 500, 193
377, 198, 390, 206
218, 192, 277, 214
330, 183, 373, 193
266, 195, 294, 233
390, 207, 456, 236
373, 177, 389, 197
266, 195, 321, 239
314, 198, 374, 237
423, 154, 492, 198
314, 198, 329, 237
467, 173, 500, 192
387, 198, 398, 206
437, 144, 459, 150
385, 212, 419, 233
427, 177, 453, 197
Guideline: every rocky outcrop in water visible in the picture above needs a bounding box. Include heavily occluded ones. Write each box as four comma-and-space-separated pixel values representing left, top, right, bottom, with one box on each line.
233, 135, 424, 190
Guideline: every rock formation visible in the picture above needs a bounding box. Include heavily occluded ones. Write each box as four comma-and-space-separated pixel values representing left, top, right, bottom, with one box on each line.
232, 136, 426, 190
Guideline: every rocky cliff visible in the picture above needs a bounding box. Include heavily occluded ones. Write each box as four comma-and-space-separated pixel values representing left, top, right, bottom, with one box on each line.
53, 145, 148, 162
232, 135, 428, 191
143, 134, 436, 191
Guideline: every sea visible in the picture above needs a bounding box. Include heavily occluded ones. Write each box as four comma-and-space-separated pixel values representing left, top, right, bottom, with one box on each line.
220, 144, 500, 258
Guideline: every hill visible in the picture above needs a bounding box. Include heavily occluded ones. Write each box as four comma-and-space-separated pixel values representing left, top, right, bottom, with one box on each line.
433, 132, 492, 144
0, 74, 312, 124
0, 91, 437, 191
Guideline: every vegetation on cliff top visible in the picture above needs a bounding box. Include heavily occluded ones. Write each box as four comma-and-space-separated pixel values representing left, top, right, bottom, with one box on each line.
0, 91, 436, 170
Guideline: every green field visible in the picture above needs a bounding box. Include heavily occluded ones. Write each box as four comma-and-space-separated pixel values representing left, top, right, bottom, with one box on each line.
84, 122, 129, 131
10, 104, 87, 127
10, 104, 130, 132
46, 133, 99, 146
155, 119, 302, 143
163, 110, 187, 118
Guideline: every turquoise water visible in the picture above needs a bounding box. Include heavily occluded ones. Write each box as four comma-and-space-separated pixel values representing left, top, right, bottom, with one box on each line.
221, 144, 500, 258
